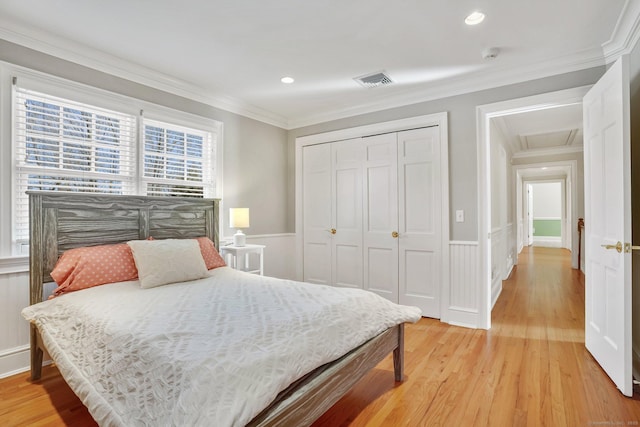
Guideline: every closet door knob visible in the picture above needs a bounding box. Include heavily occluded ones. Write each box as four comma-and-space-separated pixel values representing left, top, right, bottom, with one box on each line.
392, 231, 399, 238
330, 228, 337, 235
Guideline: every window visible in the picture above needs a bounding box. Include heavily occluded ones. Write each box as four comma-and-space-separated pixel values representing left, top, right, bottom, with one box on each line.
142, 119, 214, 198
12, 79, 219, 245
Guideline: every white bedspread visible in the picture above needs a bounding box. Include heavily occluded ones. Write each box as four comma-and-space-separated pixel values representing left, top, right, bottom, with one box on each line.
22, 267, 421, 427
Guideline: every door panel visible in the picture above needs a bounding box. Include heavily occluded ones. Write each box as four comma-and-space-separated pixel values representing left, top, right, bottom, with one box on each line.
366, 247, 396, 296
404, 162, 433, 233
398, 127, 441, 317
334, 244, 361, 288
363, 133, 398, 302
583, 55, 632, 396
403, 249, 435, 296
302, 144, 332, 285
332, 140, 363, 288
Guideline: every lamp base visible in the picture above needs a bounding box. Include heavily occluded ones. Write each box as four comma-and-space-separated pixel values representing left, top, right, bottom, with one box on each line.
233, 230, 246, 247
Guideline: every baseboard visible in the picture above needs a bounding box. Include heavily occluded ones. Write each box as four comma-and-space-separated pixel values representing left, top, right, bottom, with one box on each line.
445, 306, 480, 329
491, 280, 502, 309
532, 237, 562, 248
0, 345, 29, 379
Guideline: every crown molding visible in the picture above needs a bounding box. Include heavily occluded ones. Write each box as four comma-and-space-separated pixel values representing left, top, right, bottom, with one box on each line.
0, 19, 289, 129
602, 0, 640, 62
287, 47, 606, 129
511, 145, 583, 160
1, 2, 634, 132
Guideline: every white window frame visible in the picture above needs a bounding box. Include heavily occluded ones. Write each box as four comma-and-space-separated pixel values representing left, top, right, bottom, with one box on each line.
7, 67, 223, 256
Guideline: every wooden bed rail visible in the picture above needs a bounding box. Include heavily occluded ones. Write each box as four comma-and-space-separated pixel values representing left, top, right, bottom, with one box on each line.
247, 324, 405, 427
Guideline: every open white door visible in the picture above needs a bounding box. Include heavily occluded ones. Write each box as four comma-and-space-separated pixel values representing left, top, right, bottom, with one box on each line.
583, 55, 632, 396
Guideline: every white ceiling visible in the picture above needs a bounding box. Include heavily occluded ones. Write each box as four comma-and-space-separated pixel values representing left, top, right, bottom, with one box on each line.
0, 0, 633, 129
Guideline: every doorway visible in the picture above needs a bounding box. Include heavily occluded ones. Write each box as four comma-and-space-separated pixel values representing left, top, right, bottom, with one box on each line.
476, 86, 589, 329
528, 181, 563, 248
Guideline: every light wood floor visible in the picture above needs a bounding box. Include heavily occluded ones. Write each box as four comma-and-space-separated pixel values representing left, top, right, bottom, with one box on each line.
2, 247, 640, 426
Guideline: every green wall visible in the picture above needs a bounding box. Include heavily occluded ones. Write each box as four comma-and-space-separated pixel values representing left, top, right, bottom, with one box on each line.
533, 219, 561, 237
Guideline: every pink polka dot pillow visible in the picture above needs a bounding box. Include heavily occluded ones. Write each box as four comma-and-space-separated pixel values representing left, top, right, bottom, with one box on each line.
195, 237, 226, 270
50, 243, 139, 297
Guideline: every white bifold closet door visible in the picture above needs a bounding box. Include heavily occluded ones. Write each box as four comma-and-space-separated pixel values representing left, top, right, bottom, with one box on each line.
397, 127, 441, 317
363, 127, 441, 317
362, 133, 399, 302
302, 139, 363, 288
302, 127, 442, 318
302, 143, 332, 285
332, 140, 364, 288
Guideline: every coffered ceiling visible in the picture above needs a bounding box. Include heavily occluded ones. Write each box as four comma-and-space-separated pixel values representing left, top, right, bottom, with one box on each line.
493, 103, 584, 158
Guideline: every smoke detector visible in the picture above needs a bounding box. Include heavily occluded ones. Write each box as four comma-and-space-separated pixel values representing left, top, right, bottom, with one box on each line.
354, 71, 394, 88
482, 47, 500, 60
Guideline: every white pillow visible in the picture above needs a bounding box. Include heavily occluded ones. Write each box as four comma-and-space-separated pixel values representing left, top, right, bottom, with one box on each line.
127, 239, 209, 289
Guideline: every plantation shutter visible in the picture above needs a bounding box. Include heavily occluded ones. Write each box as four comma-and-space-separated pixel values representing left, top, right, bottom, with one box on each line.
13, 85, 137, 242
141, 118, 215, 198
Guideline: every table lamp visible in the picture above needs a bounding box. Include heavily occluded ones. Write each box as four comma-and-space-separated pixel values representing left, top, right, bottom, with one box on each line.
229, 208, 250, 246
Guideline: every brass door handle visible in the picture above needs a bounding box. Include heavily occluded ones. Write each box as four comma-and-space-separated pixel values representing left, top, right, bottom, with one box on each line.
392, 231, 399, 238
601, 241, 622, 253
329, 228, 336, 235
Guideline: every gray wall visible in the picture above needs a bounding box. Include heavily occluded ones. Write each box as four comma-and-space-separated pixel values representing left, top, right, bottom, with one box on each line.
288, 67, 604, 241
0, 40, 289, 241
1, 39, 606, 244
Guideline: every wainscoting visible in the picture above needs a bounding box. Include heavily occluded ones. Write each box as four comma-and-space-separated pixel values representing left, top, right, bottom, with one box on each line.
490, 224, 515, 309
0, 260, 29, 379
220, 233, 297, 280
447, 241, 480, 328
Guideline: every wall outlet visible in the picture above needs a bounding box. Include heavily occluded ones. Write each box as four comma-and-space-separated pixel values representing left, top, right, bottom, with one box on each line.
455, 210, 464, 222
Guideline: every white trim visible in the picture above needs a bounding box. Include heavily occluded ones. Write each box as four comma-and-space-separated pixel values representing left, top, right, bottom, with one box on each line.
295, 114, 446, 146
0, 256, 28, 275
476, 86, 589, 330
0, 344, 28, 359
219, 232, 296, 244
511, 145, 583, 159
514, 161, 578, 262
449, 240, 479, 246
3, 2, 638, 131
0, 21, 289, 129
288, 48, 606, 129
603, 0, 640, 63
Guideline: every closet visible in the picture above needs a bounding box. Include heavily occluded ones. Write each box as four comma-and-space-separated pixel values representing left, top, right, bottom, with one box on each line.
302, 126, 442, 318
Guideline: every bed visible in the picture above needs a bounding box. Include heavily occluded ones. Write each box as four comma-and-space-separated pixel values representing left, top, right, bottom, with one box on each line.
23, 192, 421, 426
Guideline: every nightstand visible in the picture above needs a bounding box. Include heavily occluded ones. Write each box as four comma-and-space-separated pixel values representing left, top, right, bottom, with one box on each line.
220, 244, 265, 275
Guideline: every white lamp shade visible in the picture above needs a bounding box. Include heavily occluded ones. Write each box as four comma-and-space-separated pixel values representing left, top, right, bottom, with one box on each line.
229, 208, 250, 229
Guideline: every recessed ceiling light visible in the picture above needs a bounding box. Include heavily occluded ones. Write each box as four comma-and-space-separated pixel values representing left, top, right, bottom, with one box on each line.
465, 11, 485, 25
281, 76, 295, 84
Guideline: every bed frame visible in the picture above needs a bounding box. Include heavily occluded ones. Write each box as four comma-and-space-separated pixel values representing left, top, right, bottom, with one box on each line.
27, 191, 405, 427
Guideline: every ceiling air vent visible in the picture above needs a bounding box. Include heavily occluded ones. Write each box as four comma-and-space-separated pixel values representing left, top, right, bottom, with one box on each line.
354, 71, 394, 88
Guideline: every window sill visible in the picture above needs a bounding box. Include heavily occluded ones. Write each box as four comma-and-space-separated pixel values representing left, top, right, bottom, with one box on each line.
0, 256, 29, 275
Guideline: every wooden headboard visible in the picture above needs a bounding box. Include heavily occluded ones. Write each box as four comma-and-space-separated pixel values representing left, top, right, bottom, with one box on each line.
28, 191, 220, 305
